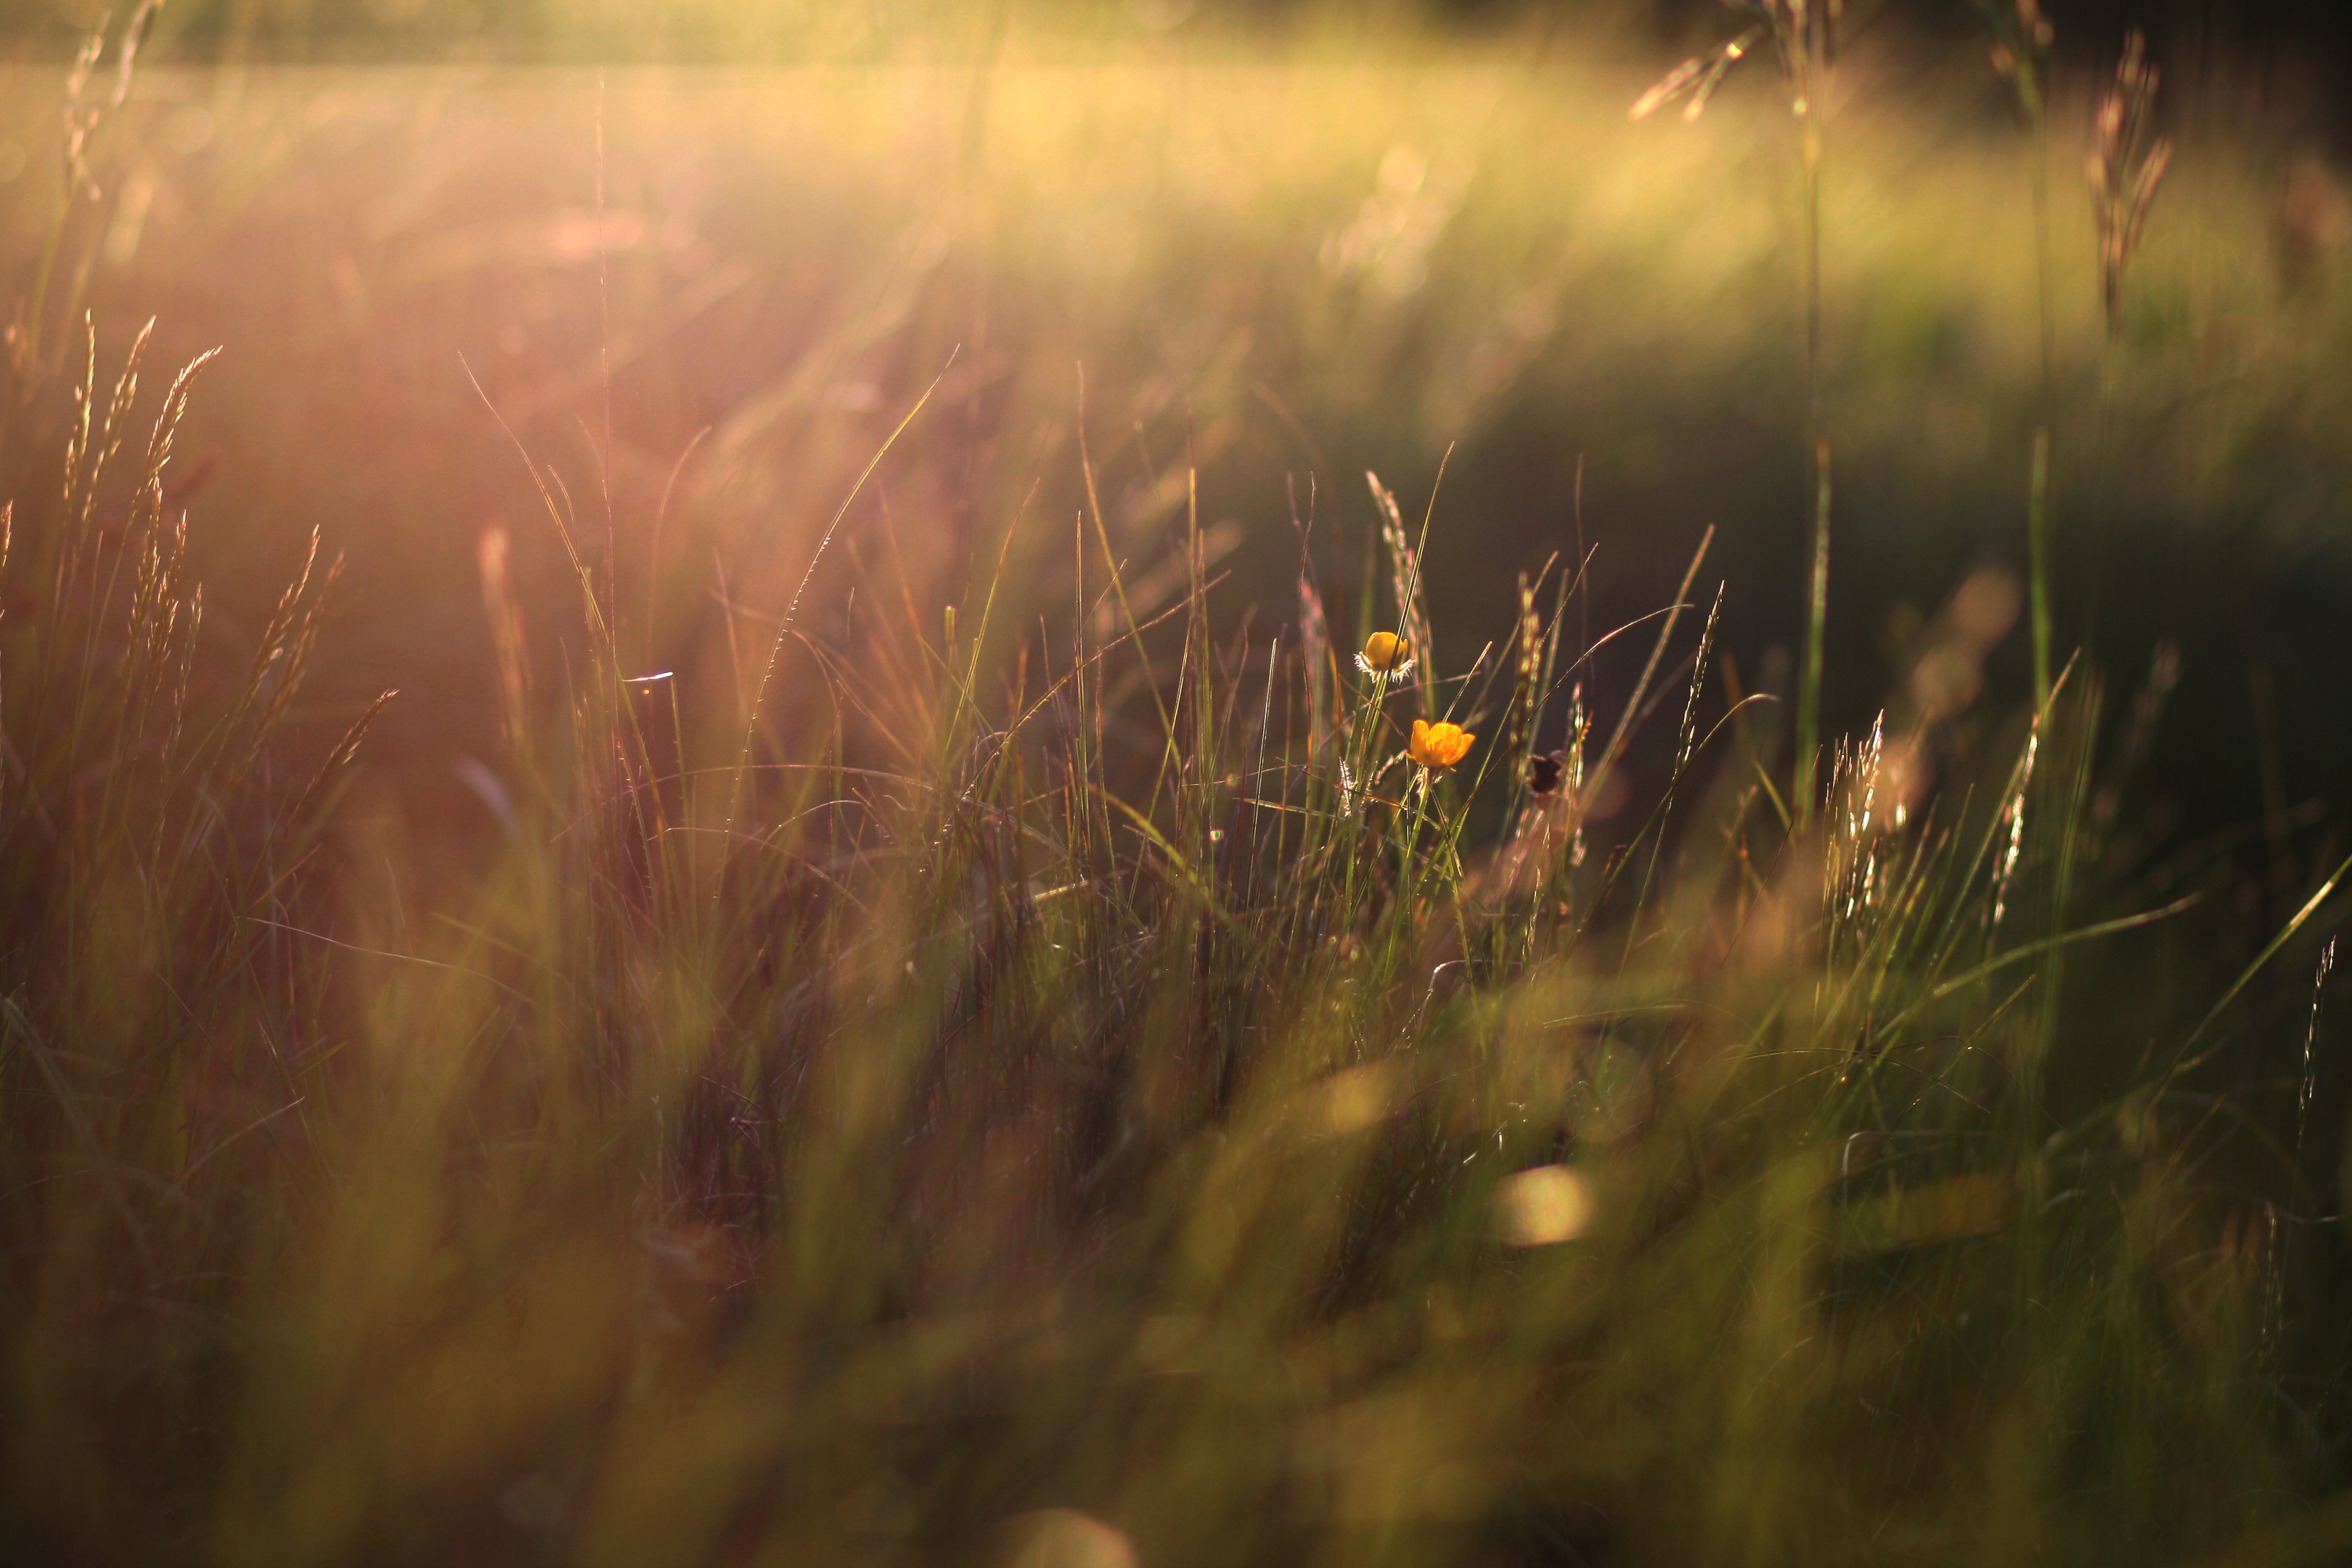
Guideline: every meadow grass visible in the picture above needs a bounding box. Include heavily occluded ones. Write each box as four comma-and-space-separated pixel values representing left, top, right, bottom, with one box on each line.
1, 41, 2337, 740
4, 13, 2352, 1568
1, 325, 2344, 1567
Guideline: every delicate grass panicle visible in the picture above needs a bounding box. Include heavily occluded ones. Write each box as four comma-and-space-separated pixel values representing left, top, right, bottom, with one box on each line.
0, 16, 2347, 1568
2089, 30, 2175, 346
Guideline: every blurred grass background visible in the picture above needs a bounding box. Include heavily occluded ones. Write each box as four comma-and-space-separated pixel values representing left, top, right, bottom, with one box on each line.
4, 2, 2350, 846
6, 2, 2352, 1563
4, 0, 2352, 808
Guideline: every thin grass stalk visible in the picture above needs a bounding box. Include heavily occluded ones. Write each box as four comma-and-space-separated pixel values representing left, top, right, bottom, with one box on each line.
2086, 31, 2172, 658
2027, 427, 2053, 710
1979, 0, 2061, 711
1629, 4, 1837, 829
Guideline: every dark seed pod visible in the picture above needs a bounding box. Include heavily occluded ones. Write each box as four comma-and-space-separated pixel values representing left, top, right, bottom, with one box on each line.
1529, 750, 1566, 797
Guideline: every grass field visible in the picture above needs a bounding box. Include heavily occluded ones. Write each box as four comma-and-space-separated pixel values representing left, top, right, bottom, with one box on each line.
5, 8, 2352, 1564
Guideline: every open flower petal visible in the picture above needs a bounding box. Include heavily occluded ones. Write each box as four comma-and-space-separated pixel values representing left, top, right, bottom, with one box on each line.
1410, 719, 1475, 771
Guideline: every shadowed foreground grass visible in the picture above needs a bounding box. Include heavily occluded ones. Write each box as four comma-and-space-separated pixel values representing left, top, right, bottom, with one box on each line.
2, 323, 2347, 1566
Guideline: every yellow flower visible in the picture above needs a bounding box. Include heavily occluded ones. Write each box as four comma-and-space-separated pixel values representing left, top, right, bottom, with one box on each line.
1409, 719, 1475, 771
1356, 630, 1415, 678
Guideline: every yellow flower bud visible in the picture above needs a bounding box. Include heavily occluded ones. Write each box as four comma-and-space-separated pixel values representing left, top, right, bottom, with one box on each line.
1359, 630, 1411, 674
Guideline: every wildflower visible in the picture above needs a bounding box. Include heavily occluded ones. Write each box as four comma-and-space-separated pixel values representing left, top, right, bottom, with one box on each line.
1409, 719, 1475, 772
1356, 630, 1415, 680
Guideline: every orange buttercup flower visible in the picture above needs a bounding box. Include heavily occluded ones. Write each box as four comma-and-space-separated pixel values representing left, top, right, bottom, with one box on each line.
1409, 719, 1475, 771
1356, 630, 1415, 679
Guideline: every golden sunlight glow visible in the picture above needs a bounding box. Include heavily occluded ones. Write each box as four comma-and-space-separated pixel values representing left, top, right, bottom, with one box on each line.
1497, 1165, 1594, 1247
1011, 1509, 1138, 1568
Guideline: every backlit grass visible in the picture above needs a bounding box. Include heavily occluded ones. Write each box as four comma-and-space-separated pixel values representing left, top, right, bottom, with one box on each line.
5, 12, 2352, 1566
